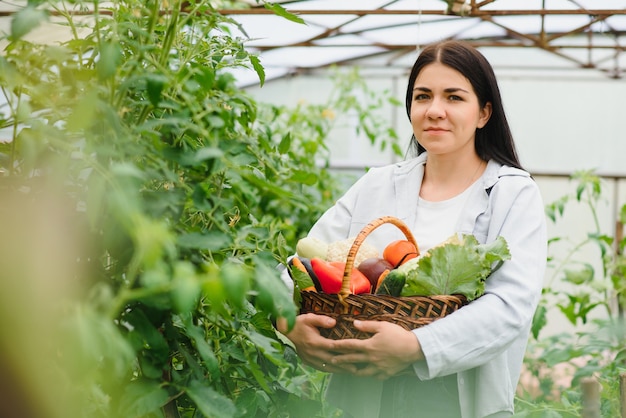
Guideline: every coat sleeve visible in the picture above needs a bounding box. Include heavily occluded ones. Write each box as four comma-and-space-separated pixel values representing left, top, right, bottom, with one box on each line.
412, 175, 547, 378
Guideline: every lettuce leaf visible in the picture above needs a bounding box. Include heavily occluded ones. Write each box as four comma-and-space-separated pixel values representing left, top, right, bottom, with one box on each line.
400, 235, 510, 300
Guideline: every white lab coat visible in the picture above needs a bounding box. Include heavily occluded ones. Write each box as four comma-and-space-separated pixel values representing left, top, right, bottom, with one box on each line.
304, 153, 547, 418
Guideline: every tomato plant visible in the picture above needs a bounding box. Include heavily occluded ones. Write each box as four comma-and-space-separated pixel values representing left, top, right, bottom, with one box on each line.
0, 1, 401, 417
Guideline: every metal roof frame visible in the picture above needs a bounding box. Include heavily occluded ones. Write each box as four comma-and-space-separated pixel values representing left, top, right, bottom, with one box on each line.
1, 1, 624, 83
219, 0, 626, 84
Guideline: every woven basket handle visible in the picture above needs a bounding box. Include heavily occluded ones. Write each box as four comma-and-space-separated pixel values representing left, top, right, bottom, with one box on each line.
338, 216, 419, 307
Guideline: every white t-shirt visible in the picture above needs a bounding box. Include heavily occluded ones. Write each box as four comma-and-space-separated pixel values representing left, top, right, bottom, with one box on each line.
414, 182, 478, 252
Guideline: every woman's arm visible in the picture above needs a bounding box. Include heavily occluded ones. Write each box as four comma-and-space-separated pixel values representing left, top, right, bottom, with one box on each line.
411, 176, 547, 378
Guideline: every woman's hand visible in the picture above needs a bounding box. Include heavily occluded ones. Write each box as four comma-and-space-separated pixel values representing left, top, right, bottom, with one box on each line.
328, 320, 425, 380
276, 313, 355, 374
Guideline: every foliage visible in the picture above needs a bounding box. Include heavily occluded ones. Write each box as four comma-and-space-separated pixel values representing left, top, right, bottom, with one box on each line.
0, 1, 400, 417
515, 170, 626, 417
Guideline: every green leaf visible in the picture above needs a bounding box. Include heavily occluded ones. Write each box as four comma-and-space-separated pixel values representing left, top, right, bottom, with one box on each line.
0, 56, 21, 86
178, 231, 231, 250
249, 54, 265, 86
245, 329, 280, 356
63, 307, 135, 380
123, 308, 169, 361
401, 234, 510, 300
171, 262, 200, 314
119, 380, 169, 416
476, 235, 510, 264
220, 262, 252, 309
263, 3, 306, 24
66, 88, 99, 131
290, 169, 318, 186
403, 242, 482, 298
146, 73, 168, 107
140, 266, 170, 289
614, 347, 626, 363
200, 271, 229, 318
562, 264, 594, 285
96, 40, 122, 80
10, 7, 48, 41
194, 65, 216, 89
242, 170, 308, 203
557, 301, 578, 325
289, 265, 314, 292
181, 314, 220, 380
194, 146, 224, 163
254, 263, 296, 327
531, 304, 547, 339
132, 217, 175, 268
186, 380, 237, 418
541, 343, 579, 367
278, 132, 292, 154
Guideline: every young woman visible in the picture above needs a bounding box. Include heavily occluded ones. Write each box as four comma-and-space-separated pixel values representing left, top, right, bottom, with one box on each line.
278, 40, 547, 418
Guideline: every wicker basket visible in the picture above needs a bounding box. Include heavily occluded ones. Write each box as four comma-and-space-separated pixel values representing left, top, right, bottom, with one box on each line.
299, 216, 467, 339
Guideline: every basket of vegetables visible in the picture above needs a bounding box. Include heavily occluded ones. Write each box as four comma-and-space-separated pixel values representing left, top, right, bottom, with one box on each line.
288, 216, 510, 340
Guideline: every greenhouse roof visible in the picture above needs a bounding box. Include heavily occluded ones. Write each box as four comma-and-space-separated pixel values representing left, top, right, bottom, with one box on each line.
220, 0, 626, 86
1, 1, 625, 86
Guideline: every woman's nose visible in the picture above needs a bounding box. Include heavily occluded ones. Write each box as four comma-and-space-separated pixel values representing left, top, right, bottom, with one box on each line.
425, 98, 445, 119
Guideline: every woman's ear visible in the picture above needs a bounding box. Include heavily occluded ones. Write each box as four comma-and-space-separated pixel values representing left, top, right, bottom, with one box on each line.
478, 102, 492, 128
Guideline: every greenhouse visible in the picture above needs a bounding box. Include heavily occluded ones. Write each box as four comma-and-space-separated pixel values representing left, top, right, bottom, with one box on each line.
0, 1, 625, 417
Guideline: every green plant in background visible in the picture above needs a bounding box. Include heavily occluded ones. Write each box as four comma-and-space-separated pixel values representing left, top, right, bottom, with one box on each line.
0, 1, 401, 417
322, 66, 404, 158
514, 170, 626, 417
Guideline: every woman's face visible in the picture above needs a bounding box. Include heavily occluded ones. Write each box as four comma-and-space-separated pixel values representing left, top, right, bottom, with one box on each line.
410, 62, 491, 158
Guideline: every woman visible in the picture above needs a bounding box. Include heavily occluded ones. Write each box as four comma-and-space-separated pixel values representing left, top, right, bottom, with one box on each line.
278, 40, 547, 418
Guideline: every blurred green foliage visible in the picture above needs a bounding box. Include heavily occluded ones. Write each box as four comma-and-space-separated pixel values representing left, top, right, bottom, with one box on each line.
0, 1, 400, 417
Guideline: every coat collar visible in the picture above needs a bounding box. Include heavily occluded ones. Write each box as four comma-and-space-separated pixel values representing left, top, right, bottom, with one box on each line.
391, 153, 530, 239
392, 153, 529, 194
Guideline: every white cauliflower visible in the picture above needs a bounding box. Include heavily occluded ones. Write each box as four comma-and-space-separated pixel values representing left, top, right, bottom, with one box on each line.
296, 236, 380, 267
325, 237, 379, 267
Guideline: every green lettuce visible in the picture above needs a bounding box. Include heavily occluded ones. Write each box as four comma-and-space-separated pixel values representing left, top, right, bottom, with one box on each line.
400, 234, 510, 301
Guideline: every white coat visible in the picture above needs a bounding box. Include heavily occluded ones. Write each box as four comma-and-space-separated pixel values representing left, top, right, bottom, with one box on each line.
304, 153, 547, 418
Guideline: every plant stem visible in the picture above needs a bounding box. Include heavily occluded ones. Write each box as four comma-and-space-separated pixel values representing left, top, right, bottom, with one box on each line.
159, 0, 181, 68
587, 197, 601, 234
8, 88, 21, 176
547, 237, 592, 288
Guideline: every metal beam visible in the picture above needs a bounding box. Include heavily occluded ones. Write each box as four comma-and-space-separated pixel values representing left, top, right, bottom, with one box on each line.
248, 43, 626, 51
217, 9, 626, 16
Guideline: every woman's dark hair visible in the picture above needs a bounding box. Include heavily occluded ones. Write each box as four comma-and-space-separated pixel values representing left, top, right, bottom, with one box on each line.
405, 40, 522, 169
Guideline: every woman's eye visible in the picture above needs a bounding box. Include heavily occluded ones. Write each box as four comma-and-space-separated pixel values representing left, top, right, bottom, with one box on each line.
414, 93, 430, 100
448, 95, 463, 101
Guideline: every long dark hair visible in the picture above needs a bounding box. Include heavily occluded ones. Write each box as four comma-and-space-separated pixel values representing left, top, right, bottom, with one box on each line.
405, 40, 522, 170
